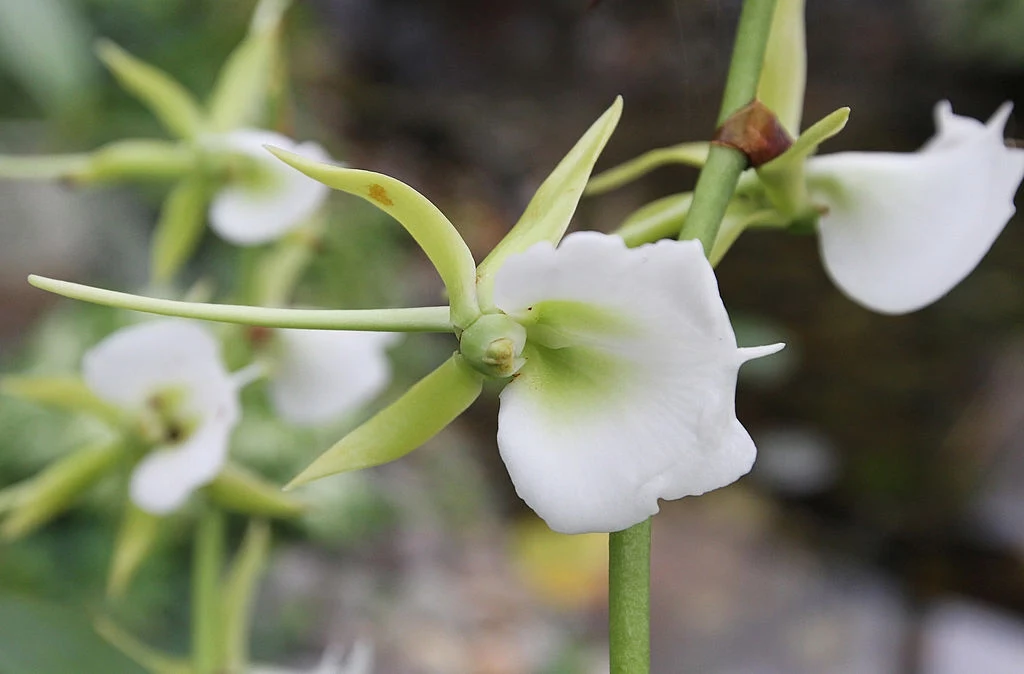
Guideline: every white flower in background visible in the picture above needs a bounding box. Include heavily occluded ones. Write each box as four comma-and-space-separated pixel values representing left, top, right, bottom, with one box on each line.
268, 329, 399, 426
82, 320, 241, 513
492, 232, 783, 533
807, 102, 1024, 314
208, 129, 331, 246
251, 640, 374, 674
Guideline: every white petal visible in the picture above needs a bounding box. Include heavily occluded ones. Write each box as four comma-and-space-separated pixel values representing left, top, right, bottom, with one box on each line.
207, 129, 331, 246
808, 102, 1024, 314
269, 329, 399, 426
82, 320, 240, 514
492, 232, 782, 534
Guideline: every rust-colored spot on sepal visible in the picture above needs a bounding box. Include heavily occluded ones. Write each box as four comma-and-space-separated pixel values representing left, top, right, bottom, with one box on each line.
712, 100, 793, 168
368, 183, 394, 206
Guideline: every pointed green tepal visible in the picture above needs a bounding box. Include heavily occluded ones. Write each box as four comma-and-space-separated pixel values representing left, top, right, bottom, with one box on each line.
108, 505, 162, 598
207, 0, 291, 131
286, 354, 484, 489
1, 376, 124, 427
475, 97, 623, 310
757, 0, 806, 136
615, 192, 694, 247
150, 175, 211, 284
95, 40, 204, 140
267, 147, 481, 330
585, 142, 708, 197
206, 463, 304, 519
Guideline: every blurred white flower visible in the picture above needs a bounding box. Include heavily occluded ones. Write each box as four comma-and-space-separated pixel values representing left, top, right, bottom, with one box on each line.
82, 320, 241, 513
208, 129, 331, 246
267, 329, 399, 426
493, 232, 783, 533
251, 640, 374, 674
807, 102, 1024, 314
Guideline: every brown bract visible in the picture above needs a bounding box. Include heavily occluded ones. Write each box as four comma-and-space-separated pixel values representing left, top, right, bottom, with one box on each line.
712, 100, 793, 168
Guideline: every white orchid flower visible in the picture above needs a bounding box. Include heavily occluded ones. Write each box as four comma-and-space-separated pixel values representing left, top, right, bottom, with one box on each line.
82, 320, 241, 514
267, 328, 399, 426
208, 129, 331, 246
806, 102, 1024, 314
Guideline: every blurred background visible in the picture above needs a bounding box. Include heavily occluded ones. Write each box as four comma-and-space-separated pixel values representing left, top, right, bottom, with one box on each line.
1, 0, 1024, 672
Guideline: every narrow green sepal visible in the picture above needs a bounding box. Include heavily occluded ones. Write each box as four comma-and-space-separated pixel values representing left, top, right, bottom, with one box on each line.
206, 463, 304, 519
614, 192, 694, 247
107, 505, 162, 598
94, 617, 192, 674
2, 440, 123, 540
221, 520, 271, 673
0, 153, 90, 180
1, 376, 125, 427
475, 97, 623, 310
206, 0, 290, 131
150, 175, 211, 284
585, 142, 708, 196
756, 107, 850, 217
28, 275, 454, 332
95, 39, 204, 140
757, 0, 806, 135
77, 139, 195, 183
266, 147, 480, 329
286, 354, 484, 489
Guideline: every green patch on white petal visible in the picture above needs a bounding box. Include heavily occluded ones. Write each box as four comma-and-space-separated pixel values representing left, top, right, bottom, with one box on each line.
512, 299, 635, 350
513, 342, 632, 419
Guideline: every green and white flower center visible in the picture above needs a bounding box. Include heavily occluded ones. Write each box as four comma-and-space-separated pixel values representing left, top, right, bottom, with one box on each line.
138, 385, 200, 447
458, 313, 527, 378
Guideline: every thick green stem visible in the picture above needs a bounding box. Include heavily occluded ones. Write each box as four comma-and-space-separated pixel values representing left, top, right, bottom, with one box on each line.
609, 518, 651, 674
192, 508, 225, 674
678, 0, 778, 253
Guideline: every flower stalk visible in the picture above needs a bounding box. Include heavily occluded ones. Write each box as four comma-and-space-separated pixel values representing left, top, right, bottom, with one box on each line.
609, 519, 651, 674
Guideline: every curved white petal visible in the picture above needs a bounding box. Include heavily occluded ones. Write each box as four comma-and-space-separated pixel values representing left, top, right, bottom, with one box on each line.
83, 320, 240, 513
269, 329, 399, 426
492, 232, 783, 534
208, 129, 331, 246
807, 102, 1024, 314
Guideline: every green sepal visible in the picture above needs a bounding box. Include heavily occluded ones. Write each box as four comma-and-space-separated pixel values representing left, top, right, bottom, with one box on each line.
0, 376, 125, 427
150, 175, 211, 284
757, 0, 806, 135
221, 520, 270, 673
206, 463, 305, 519
266, 147, 480, 329
475, 97, 623, 310
585, 142, 708, 197
206, 0, 290, 131
1, 440, 123, 540
615, 192, 693, 247
756, 107, 850, 217
0, 153, 90, 180
286, 354, 484, 489
94, 616, 191, 674
95, 39, 204, 140
107, 504, 162, 598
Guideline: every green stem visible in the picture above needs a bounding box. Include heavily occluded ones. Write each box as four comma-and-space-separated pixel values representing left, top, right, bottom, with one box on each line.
678, 0, 778, 253
193, 508, 225, 674
28, 275, 453, 333
609, 518, 651, 674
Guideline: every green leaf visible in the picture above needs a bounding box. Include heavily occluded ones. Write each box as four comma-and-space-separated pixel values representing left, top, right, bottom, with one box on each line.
206, 0, 291, 131
150, 176, 211, 285
206, 463, 304, 519
475, 97, 623, 310
585, 142, 708, 196
286, 354, 484, 489
107, 505, 162, 598
221, 520, 271, 673
615, 192, 693, 247
29, 276, 453, 332
94, 616, 190, 674
0, 594, 147, 674
0, 376, 124, 427
95, 39, 204, 140
757, 0, 806, 135
2, 440, 123, 540
266, 147, 481, 329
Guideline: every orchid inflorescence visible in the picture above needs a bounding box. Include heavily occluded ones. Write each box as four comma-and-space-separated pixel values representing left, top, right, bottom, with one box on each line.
1, 0, 1022, 671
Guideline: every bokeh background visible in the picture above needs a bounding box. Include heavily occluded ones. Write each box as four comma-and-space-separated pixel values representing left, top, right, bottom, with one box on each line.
1, 0, 1024, 672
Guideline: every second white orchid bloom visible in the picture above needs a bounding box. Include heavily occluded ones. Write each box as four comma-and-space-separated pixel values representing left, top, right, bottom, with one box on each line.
806, 102, 1024, 314
83, 320, 241, 514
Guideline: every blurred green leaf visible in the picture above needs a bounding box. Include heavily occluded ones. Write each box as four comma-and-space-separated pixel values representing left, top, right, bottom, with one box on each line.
0, 592, 147, 674
1, 376, 124, 428
150, 175, 211, 284
107, 505, 162, 598
94, 616, 190, 674
221, 520, 270, 673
